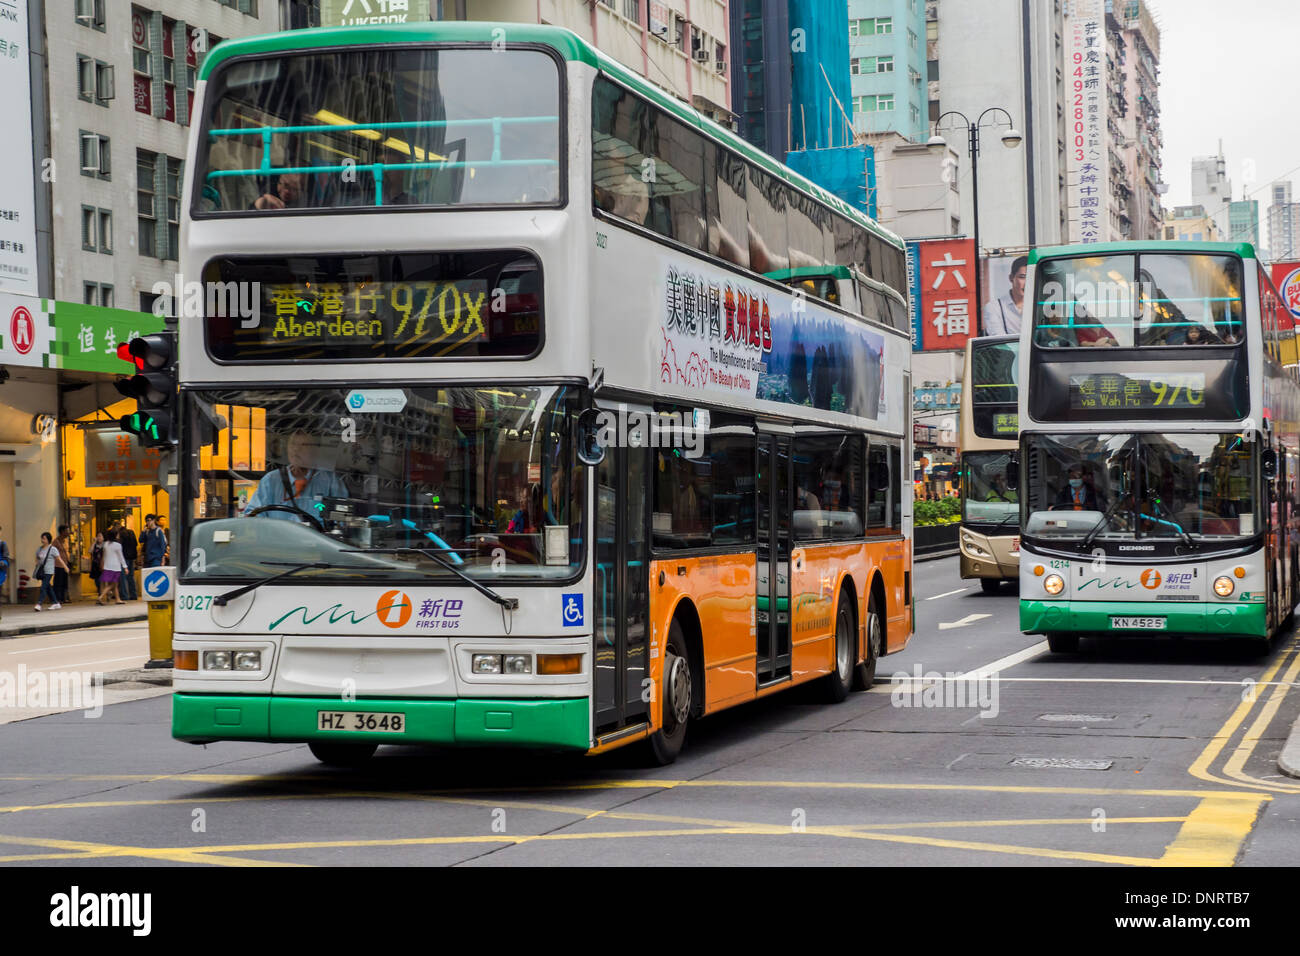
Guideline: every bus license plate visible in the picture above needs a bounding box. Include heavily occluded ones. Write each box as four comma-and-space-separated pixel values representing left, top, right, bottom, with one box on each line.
317, 711, 406, 733
1109, 617, 1166, 630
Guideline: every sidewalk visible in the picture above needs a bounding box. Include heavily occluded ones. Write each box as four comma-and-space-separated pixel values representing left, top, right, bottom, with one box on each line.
1280, 715, 1300, 780
0, 599, 148, 639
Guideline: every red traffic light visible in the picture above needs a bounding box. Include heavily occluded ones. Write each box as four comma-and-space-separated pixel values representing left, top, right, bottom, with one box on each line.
117, 341, 145, 371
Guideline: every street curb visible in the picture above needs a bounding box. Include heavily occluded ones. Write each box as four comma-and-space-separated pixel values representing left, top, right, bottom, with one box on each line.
915, 549, 959, 562
0, 612, 148, 640
1279, 714, 1300, 780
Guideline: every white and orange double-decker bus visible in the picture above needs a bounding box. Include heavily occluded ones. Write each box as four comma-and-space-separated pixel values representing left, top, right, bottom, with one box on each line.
170, 22, 914, 765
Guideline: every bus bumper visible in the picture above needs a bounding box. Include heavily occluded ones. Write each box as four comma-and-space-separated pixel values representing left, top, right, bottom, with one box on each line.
172, 693, 591, 750
1020, 600, 1268, 637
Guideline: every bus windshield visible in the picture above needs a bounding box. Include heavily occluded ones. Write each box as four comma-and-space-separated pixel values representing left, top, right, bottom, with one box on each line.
1021, 432, 1257, 543
963, 450, 1019, 527
195, 47, 562, 214
182, 384, 584, 582
1033, 253, 1244, 349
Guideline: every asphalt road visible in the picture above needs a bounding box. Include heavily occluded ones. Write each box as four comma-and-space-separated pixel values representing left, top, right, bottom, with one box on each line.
1, 555, 1298, 868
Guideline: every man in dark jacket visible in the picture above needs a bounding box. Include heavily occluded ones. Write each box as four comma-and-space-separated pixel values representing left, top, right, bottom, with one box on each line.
118, 518, 139, 601
142, 514, 168, 568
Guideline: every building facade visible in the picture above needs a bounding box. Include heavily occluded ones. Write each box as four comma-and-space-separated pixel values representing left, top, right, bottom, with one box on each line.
1191, 149, 1232, 243
1268, 181, 1300, 261
1229, 199, 1260, 249
1118, 0, 1162, 240
863, 131, 959, 237
1163, 204, 1221, 242
847, 0, 927, 142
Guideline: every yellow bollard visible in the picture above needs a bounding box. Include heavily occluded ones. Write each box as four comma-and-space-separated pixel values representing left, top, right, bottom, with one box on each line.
147, 601, 174, 665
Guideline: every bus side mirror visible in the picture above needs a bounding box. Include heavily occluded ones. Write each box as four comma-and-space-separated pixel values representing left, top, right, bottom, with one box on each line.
1262, 448, 1278, 480
575, 406, 606, 467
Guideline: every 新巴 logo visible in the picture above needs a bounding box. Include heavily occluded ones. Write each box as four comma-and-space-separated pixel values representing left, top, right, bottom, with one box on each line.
1140, 568, 1162, 590
376, 590, 413, 628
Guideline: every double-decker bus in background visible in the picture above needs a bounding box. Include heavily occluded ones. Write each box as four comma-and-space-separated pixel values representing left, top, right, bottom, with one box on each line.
1018, 241, 1299, 653
171, 22, 914, 766
958, 334, 1021, 593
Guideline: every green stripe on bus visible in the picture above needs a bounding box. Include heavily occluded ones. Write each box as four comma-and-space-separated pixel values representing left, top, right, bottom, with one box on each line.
1028, 240, 1258, 265
1019, 599, 1267, 637
172, 693, 590, 750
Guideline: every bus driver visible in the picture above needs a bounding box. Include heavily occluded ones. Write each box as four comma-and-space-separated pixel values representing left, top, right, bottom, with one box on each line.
245, 430, 348, 521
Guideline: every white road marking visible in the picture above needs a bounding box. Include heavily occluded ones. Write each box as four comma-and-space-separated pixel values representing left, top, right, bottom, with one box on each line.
3, 636, 144, 655
23, 656, 144, 672
937, 613, 992, 630
925, 588, 969, 601
962, 640, 1048, 677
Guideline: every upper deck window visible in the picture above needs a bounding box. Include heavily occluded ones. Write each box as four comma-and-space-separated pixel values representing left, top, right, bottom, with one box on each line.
1033, 253, 1245, 349
194, 46, 562, 215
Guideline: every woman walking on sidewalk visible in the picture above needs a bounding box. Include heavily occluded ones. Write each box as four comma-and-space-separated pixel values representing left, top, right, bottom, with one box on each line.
89, 532, 104, 601
34, 532, 64, 611
97, 530, 126, 605
0, 525, 10, 621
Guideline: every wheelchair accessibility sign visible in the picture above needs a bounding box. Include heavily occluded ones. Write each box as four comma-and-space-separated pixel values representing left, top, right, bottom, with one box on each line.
561, 593, 584, 628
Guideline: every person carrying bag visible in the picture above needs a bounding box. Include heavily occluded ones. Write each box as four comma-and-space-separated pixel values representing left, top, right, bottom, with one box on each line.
34, 532, 66, 611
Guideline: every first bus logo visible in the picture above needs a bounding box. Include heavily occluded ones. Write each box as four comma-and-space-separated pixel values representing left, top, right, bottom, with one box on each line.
376, 590, 412, 628
1140, 569, 1162, 589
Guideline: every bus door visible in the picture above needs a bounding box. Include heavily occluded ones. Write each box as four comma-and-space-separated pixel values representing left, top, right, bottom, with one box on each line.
593, 408, 651, 738
757, 428, 793, 684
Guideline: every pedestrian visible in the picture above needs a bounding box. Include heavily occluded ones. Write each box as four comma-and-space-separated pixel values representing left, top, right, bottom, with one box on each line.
34, 531, 64, 611
53, 524, 71, 604
142, 514, 168, 568
97, 529, 126, 605
118, 518, 139, 601
0, 524, 9, 620
89, 531, 104, 600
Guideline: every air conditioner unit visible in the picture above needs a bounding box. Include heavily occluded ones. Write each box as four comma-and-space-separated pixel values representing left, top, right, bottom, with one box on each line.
693, 48, 709, 62
715, 59, 727, 74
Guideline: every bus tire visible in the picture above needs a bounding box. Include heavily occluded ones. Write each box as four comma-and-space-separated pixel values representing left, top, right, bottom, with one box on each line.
979, 578, 1001, 595
1046, 633, 1079, 654
822, 596, 855, 703
852, 592, 882, 691
308, 741, 378, 767
646, 619, 692, 765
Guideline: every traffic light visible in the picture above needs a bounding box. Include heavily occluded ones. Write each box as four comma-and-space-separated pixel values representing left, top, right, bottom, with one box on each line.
115, 332, 177, 448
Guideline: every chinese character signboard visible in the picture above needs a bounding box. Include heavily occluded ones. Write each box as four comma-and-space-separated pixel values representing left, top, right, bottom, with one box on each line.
320, 0, 431, 26
50, 301, 165, 375
0, 0, 39, 295
1065, 0, 1109, 244
916, 238, 976, 351
83, 430, 166, 488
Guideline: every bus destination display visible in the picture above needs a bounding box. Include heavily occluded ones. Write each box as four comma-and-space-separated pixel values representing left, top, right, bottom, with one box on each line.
204, 251, 541, 362
1069, 372, 1205, 412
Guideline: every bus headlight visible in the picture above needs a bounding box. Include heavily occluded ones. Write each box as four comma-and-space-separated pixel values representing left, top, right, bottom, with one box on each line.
1213, 576, 1235, 597
1043, 574, 1064, 595
962, 532, 990, 558
203, 650, 232, 671
233, 651, 262, 671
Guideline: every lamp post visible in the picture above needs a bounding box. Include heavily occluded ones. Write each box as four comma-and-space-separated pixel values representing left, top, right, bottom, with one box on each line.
927, 108, 1022, 330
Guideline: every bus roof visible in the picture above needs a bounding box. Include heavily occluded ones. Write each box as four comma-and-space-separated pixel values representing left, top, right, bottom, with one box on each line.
1029, 240, 1258, 264
196, 21, 904, 251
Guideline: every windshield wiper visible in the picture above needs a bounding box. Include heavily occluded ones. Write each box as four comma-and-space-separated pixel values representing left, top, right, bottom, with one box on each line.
1081, 495, 1127, 549
342, 547, 520, 611
214, 561, 341, 606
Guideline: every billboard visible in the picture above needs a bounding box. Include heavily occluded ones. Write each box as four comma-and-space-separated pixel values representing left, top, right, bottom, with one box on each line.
320, 0, 432, 26
0, 0, 39, 295
1064, 0, 1108, 245
916, 237, 976, 351
979, 253, 1029, 336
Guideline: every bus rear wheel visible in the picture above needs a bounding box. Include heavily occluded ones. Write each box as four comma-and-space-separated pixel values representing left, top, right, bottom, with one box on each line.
308, 741, 378, 767
822, 596, 855, 702
979, 578, 1002, 595
1046, 634, 1079, 654
646, 620, 692, 765
852, 593, 882, 691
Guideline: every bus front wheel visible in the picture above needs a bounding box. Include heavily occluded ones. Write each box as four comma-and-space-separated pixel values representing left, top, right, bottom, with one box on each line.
1046, 634, 1079, 654
308, 741, 378, 767
646, 620, 692, 765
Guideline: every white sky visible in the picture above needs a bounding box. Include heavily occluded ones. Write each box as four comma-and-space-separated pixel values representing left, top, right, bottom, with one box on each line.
1158, 0, 1300, 216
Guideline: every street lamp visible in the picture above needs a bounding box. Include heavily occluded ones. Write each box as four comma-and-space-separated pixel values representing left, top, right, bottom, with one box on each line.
929, 108, 1022, 327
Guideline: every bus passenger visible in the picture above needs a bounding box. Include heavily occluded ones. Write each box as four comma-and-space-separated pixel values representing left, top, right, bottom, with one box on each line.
252, 172, 307, 210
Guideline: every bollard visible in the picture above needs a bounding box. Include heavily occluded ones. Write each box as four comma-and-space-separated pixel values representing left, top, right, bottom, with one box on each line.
141, 566, 176, 669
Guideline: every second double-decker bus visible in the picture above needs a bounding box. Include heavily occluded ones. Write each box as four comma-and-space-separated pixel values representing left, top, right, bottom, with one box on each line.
1018, 241, 1299, 653
169, 22, 914, 766
958, 334, 1020, 593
